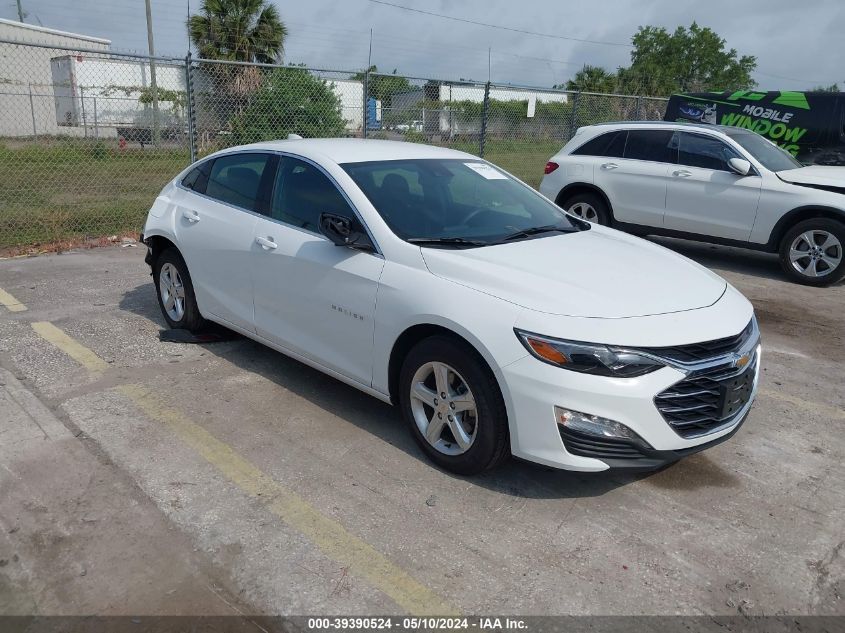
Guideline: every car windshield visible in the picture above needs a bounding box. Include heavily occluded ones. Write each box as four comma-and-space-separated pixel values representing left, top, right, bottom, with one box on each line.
341, 158, 581, 246
724, 129, 803, 172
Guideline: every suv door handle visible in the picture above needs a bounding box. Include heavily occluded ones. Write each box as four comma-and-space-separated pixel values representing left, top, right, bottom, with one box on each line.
255, 236, 277, 250
601, 162, 618, 170
182, 209, 200, 223
673, 169, 693, 177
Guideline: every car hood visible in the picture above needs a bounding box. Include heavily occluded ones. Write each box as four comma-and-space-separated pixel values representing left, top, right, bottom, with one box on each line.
420, 227, 727, 319
777, 165, 845, 187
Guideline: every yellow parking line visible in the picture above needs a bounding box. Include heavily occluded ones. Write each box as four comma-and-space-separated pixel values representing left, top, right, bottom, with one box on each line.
0, 287, 27, 312
759, 388, 845, 420
31, 321, 456, 616
31, 322, 110, 373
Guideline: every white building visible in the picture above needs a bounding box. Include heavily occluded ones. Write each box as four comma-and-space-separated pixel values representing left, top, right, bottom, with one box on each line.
0, 18, 111, 137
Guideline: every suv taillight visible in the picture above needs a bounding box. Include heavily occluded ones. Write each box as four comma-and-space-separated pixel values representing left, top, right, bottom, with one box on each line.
544, 161, 559, 175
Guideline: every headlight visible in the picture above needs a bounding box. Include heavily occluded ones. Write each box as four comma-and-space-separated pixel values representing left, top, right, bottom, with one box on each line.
515, 329, 664, 378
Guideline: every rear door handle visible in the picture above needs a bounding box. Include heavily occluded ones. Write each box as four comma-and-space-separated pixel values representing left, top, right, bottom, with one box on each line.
182, 209, 200, 223
601, 162, 618, 170
255, 236, 277, 250
673, 169, 693, 177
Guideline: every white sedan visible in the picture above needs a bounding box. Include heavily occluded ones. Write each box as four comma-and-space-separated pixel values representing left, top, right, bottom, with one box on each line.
142, 138, 759, 474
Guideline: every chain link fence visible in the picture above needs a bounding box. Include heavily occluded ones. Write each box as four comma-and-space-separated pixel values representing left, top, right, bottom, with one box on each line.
0, 38, 668, 249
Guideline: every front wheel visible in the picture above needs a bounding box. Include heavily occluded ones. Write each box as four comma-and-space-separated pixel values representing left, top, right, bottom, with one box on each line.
778, 219, 845, 286
399, 336, 510, 475
153, 247, 206, 331
559, 192, 610, 225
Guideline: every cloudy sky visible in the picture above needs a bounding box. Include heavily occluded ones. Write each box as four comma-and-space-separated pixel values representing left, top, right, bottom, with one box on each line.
3, 0, 844, 89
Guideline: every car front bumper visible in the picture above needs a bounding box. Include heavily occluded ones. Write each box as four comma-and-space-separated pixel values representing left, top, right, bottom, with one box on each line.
497, 344, 761, 472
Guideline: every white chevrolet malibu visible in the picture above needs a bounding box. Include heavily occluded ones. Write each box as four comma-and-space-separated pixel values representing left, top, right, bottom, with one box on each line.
142, 138, 760, 475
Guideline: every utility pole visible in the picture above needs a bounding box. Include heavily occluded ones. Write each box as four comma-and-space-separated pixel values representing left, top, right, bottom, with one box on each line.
16, 0, 24, 21
363, 28, 373, 138
144, 0, 160, 147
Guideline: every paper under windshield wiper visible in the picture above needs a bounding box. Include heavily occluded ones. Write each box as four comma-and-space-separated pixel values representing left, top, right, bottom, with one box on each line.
407, 237, 490, 247
500, 224, 578, 242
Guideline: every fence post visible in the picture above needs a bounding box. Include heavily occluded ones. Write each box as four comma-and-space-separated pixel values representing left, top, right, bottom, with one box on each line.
185, 53, 197, 163
636, 95, 643, 120
93, 96, 99, 139
568, 91, 580, 140
362, 67, 369, 139
28, 84, 37, 139
80, 86, 87, 139
479, 81, 490, 158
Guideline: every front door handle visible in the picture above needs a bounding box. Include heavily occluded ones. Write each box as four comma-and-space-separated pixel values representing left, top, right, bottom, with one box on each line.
601, 162, 619, 170
673, 169, 693, 177
182, 209, 200, 223
255, 236, 277, 250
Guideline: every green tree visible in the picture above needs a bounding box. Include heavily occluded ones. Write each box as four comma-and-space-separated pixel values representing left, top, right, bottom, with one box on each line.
188, 0, 287, 63
230, 67, 346, 143
351, 65, 413, 107
623, 22, 756, 95
808, 83, 840, 92
557, 65, 618, 93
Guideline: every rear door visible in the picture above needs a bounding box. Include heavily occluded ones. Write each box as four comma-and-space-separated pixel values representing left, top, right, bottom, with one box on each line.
664, 132, 762, 241
174, 152, 276, 332
596, 128, 677, 227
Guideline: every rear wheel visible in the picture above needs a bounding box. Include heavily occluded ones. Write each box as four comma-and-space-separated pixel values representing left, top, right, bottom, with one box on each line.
560, 191, 610, 225
778, 219, 845, 286
153, 248, 206, 331
399, 336, 510, 475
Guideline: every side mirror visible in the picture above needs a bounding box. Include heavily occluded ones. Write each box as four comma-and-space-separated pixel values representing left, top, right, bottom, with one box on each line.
319, 212, 375, 251
728, 157, 752, 176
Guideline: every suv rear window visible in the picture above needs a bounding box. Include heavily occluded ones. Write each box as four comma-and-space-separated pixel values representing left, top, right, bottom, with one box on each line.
571, 131, 627, 158
623, 129, 677, 163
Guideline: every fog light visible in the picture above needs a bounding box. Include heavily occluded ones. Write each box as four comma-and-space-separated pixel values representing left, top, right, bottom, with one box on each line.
555, 406, 645, 443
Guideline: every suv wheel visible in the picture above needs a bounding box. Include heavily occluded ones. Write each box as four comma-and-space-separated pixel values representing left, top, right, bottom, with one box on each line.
779, 219, 845, 286
399, 336, 510, 475
560, 192, 610, 225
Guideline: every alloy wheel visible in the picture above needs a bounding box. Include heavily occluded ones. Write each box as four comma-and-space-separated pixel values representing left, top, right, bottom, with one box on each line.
788, 230, 842, 278
159, 262, 186, 321
568, 202, 599, 223
409, 361, 478, 456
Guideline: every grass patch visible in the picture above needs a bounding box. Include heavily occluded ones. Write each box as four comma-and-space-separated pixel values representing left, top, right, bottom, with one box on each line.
0, 137, 564, 248
0, 140, 189, 247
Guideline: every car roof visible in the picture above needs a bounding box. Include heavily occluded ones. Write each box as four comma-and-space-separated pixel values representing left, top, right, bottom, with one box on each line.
584, 120, 741, 134
209, 138, 477, 164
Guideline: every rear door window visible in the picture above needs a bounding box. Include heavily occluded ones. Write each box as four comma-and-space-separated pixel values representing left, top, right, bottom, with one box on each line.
571, 131, 627, 158
181, 160, 212, 194
623, 129, 677, 163
205, 153, 274, 211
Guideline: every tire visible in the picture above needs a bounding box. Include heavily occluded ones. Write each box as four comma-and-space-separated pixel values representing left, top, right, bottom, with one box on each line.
153, 247, 206, 332
778, 218, 845, 287
399, 335, 510, 475
560, 191, 610, 226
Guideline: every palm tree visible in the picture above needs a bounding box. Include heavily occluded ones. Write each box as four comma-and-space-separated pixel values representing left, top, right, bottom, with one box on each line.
188, 0, 287, 63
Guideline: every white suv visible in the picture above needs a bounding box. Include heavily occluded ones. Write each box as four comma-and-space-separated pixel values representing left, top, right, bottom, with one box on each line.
539, 122, 845, 286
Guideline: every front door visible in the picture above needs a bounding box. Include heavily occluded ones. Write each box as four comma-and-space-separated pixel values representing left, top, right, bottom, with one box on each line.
664, 132, 762, 241
251, 156, 385, 387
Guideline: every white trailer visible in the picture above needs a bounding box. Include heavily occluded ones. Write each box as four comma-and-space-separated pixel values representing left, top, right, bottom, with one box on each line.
50, 55, 186, 130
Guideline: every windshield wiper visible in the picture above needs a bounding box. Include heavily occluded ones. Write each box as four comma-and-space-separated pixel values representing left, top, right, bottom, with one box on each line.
407, 237, 490, 248
500, 224, 579, 242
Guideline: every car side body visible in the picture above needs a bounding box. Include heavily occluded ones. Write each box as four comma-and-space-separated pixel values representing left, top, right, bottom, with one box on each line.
540, 121, 845, 285
143, 138, 759, 474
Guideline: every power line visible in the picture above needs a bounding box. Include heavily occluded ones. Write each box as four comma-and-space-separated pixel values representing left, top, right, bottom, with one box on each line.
365, 0, 632, 48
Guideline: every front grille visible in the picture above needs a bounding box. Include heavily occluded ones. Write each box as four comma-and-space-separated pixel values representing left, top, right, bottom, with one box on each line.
655, 359, 756, 438
640, 319, 754, 364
